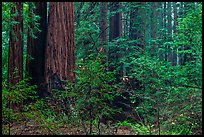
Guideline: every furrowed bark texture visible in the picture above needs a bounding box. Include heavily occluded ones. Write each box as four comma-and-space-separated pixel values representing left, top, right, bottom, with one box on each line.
8, 2, 23, 85
45, 2, 76, 94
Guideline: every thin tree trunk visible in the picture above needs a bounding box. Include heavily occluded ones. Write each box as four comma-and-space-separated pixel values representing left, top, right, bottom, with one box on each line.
138, 2, 146, 50
179, 2, 185, 66
164, 2, 168, 62
172, 2, 178, 66
167, 2, 172, 63
158, 2, 164, 61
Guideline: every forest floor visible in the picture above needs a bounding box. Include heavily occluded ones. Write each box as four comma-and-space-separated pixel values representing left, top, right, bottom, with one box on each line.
3, 120, 137, 135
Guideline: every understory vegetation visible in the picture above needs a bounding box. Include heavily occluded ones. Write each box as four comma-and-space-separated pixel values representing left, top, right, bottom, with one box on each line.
2, 2, 202, 135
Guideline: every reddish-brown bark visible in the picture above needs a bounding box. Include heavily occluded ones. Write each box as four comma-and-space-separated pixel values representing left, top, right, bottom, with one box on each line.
8, 2, 23, 85
44, 2, 76, 94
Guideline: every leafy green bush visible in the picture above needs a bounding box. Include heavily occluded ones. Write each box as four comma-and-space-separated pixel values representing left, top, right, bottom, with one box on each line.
2, 78, 38, 123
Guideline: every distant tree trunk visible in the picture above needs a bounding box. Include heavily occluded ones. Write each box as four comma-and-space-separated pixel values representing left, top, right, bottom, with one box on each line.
109, 2, 122, 41
129, 2, 138, 42
99, 2, 107, 44
8, 2, 23, 85
129, 2, 146, 49
150, 2, 158, 54
138, 2, 146, 49
172, 2, 178, 66
182, 2, 194, 65
129, 3, 135, 40
123, 3, 130, 38
163, 2, 168, 62
128, 2, 146, 76
178, 2, 184, 66
167, 2, 172, 63
26, 2, 47, 96
44, 2, 76, 95
108, 2, 123, 82
158, 2, 165, 61
173, 2, 178, 34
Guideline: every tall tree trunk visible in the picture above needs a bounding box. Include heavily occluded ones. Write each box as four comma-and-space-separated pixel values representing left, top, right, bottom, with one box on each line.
167, 2, 172, 63
99, 2, 107, 44
172, 2, 178, 66
8, 2, 23, 111
8, 2, 23, 85
182, 2, 194, 65
129, 2, 146, 49
138, 2, 146, 49
150, 2, 158, 55
158, 2, 164, 61
109, 2, 122, 41
44, 2, 76, 94
163, 2, 168, 62
178, 2, 185, 65
26, 2, 47, 96
108, 2, 123, 81
108, 2, 123, 82
123, 3, 130, 38
129, 2, 139, 42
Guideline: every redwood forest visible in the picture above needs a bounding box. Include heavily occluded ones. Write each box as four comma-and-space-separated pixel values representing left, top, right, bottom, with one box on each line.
2, 2, 202, 135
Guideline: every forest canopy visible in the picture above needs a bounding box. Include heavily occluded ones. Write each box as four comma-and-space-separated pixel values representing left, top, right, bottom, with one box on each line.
2, 2, 202, 135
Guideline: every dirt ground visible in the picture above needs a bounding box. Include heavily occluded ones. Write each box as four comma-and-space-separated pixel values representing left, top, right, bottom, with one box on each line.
2, 121, 137, 135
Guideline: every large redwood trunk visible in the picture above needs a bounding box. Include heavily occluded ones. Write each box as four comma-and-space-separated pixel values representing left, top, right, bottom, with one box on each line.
26, 2, 47, 95
8, 2, 23, 85
8, 2, 23, 111
44, 2, 76, 94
